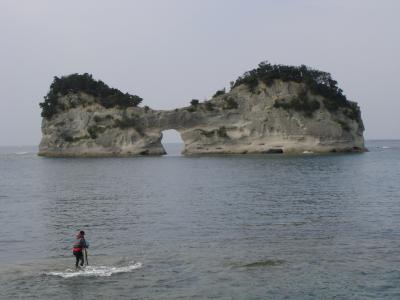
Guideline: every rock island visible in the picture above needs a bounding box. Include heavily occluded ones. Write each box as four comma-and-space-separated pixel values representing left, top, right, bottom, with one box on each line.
39, 61, 365, 156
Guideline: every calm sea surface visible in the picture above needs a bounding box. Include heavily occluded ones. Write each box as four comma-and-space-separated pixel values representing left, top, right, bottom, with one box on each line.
0, 141, 400, 299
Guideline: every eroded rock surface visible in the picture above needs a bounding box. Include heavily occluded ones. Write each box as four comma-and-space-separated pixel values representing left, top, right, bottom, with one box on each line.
39, 79, 365, 156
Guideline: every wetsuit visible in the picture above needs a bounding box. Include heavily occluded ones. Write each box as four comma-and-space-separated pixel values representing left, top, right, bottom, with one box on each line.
72, 237, 88, 267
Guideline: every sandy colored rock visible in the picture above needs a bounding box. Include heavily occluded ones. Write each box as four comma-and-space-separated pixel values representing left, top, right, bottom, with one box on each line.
39, 80, 365, 156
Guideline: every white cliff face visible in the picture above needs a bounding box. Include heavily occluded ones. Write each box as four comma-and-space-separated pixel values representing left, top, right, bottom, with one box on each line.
39, 81, 365, 156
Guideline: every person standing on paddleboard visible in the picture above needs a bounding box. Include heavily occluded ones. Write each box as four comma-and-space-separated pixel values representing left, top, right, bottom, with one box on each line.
72, 230, 89, 268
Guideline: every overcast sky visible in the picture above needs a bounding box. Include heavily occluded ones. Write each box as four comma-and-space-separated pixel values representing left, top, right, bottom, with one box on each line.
0, 0, 398, 145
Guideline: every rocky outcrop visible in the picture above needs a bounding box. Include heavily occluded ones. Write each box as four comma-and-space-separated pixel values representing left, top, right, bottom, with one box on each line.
39, 65, 365, 156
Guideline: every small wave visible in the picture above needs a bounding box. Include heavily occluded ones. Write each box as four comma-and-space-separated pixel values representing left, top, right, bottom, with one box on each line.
302, 150, 314, 154
46, 262, 142, 278
15, 152, 29, 155
243, 259, 285, 268
0, 239, 25, 244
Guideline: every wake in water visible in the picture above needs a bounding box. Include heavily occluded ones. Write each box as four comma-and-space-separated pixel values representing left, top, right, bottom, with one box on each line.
46, 261, 142, 278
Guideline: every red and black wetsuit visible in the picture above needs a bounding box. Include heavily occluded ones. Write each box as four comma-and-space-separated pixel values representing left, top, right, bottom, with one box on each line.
73, 236, 88, 267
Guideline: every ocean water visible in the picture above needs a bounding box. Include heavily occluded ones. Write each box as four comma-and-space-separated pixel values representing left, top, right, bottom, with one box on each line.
0, 141, 400, 299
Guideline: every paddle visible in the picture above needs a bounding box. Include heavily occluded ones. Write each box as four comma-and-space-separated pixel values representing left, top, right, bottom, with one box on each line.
84, 248, 89, 266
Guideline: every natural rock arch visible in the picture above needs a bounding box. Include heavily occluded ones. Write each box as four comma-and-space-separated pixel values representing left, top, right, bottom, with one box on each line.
160, 129, 184, 155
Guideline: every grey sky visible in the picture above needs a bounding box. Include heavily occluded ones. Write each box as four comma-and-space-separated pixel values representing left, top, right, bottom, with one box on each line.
0, 0, 398, 145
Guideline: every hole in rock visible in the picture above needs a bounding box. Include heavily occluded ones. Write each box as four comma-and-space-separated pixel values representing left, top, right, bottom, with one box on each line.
161, 129, 184, 156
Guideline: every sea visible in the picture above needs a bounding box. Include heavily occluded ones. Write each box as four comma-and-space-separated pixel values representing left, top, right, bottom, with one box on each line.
0, 140, 399, 299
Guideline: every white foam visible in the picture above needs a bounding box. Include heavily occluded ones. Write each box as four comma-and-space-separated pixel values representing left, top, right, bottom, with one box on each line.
15, 152, 29, 155
302, 150, 314, 154
46, 262, 142, 278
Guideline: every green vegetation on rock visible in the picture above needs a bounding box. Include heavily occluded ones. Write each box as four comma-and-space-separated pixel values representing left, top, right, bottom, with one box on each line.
115, 116, 137, 129
213, 88, 226, 98
39, 73, 143, 119
199, 126, 229, 138
337, 120, 350, 132
188, 99, 200, 112
223, 97, 238, 110
274, 91, 320, 117
93, 114, 113, 123
88, 125, 107, 139
204, 102, 214, 111
190, 99, 199, 106
216, 126, 228, 138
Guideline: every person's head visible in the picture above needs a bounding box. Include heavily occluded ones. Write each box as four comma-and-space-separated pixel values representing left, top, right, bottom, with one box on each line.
80, 230, 85, 236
